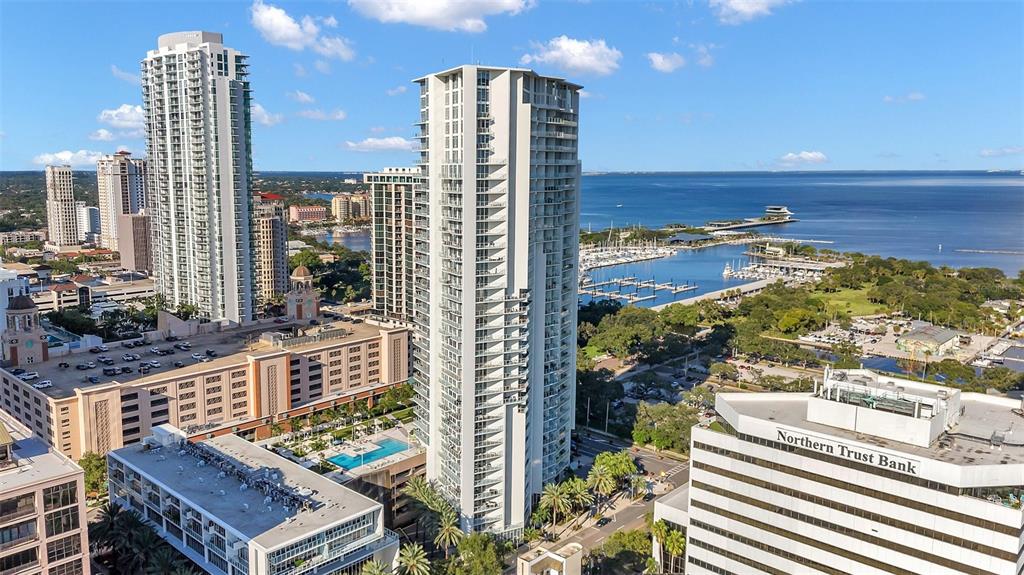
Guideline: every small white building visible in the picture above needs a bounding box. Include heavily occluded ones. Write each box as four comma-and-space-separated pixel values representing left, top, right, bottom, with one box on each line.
655, 368, 1024, 575
107, 426, 398, 575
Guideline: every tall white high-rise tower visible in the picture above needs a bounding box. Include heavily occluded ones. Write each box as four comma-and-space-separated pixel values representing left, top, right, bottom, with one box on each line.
96, 151, 146, 251
142, 31, 255, 323
44, 165, 79, 248
410, 65, 581, 536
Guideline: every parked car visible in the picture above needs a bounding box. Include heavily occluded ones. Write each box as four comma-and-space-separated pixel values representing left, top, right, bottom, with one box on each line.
198, 356, 211, 363
32, 381, 53, 389
120, 367, 133, 374
9, 368, 24, 376
191, 353, 204, 361
17, 372, 39, 381
103, 367, 118, 376
205, 349, 217, 357
173, 361, 184, 368
166, 335, 179, 342
148, 361, 161, 368
98, 345, 109, 352
595, 517, 612, 527
88, 347, 102, 354
150, 347, 161, 355
58, 362, 69, 369
121, 354, 135, 362
87, 376, 101, 384
76, 364, 91, 371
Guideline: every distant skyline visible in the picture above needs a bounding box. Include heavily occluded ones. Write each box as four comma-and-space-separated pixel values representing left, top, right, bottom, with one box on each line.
1, 0, 1022, 172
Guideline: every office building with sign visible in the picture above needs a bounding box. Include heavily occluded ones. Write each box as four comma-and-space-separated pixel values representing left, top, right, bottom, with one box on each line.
655, 368, 1023, 575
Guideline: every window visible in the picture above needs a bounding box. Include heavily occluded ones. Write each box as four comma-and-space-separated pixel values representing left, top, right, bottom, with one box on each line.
46, 534, 81, 562
44, 507, 79, 537
49, 560, 83, 575
0, 493, 35, 522
0, 548, 37, 573
0, 519, 36, 547
43, 481, 78, 511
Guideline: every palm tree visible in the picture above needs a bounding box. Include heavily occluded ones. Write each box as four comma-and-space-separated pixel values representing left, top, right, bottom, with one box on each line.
145, 545, 181, 575
539, 482, 570, 536
89, 501, 124, 552
562, 478, 593, 526
433, 510, 463, 559
169, 566, 199, 575
587, 464, 616, 513
127, 527, 165, 574
361, 560, 390, 575
397, 543, 431, 575
630, 475, 648, 499
664, 529, 686, 574
651, 519, 669, 571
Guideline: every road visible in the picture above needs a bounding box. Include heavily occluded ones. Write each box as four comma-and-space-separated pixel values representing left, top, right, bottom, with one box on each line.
558, 432, 690, 549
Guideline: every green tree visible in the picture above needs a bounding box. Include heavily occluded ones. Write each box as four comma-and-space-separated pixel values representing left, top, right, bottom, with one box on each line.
664, 529, 686, 574
79, 451, 107, 495
434, 510, 463, 560
449, 532, 504, 575
587, 464, 616, 513
632, 402, 700, 452
145, 546, 181, 575
361, 560, 390, 575
539, 482, 570, 534
709, 362, 739, 381
397, 543, 431, 575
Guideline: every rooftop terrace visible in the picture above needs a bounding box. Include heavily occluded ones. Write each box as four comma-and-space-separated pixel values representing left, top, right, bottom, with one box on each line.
111, 430, 379, 549
0, 410, 81, 493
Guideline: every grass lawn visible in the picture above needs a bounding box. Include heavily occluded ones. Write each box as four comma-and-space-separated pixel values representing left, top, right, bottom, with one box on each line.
812, 286, 889, 317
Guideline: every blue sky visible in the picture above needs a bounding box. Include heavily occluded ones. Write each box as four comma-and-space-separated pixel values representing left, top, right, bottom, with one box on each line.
1, 0, 1021, 172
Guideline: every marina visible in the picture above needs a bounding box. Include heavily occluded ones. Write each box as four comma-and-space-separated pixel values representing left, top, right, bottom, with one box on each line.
579, 276, 699, 304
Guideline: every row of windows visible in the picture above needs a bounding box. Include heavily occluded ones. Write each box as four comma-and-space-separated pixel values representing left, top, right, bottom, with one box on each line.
49, 559, 84, 575
43, 482, 77, 512
692, 487, 996, 575
694, 440, 1021, 537
44, 506, 79, 537
46, 534, 81, 562
689, 537, 793, 575
692, 517, 850, 575
693, 460, 1019, 561
687, 555, 737, 575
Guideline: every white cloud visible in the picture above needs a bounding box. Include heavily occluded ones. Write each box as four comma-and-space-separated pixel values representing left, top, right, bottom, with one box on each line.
647, 52, 686, 73
691, 43, 716, 67
321, 15, 338, 27
520, 36, 622, 76
110, 65, 140, 85
313, 36, 355, 61
293, 63, 308, 77
369, 126, 387, 133
979, 146, 1024, 158
348, 0, 531, 33
33, 149, 105, 166
89, 129, 115, 141
314, 60, 331, 74
298, 109, 347, 121
709, 0, 792, 24
252, 103, 284, 126
97, 104, 144, 130
344, 136, 417, 152
251, 0, 355, 61
778, 150, 828, 166
386, 85, 408, 96
883, 91, 926, 104
288, 90, 315, 103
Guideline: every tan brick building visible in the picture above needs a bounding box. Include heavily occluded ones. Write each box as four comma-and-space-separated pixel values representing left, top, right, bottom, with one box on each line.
0, 410, 90, 575
0, 319, 409, 460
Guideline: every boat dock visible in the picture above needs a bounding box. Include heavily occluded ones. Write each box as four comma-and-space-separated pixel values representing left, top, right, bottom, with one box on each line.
702, 217, 798, 232
580, 276, 699, 304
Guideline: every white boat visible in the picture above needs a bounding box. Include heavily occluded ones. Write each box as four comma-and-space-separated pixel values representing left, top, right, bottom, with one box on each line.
764, 205, 793, 217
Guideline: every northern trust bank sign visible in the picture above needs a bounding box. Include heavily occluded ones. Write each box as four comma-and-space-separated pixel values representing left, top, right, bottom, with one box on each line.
776, 428, 920, 475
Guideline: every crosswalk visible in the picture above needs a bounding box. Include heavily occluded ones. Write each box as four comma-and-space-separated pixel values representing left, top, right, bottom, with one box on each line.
662, 462, 688, 477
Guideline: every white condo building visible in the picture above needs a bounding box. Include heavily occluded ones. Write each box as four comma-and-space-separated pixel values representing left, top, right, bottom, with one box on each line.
107, 427, 399, 575
75, 203, 100, 245
142, 31, 255, 323
654, 368, 1024, 575
409, 65, 581, 535
96, 151, 146, 251
45, 166, 79, 248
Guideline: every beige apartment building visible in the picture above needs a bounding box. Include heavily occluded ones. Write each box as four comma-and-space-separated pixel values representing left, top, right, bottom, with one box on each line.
252, 194, 288, 305
44, 166, 79, 249
0, 410, 90, 575
366, 168, 422, 324
287, 205, 328, 223
330, 193, 370, 223
0, 318, 409, 460
96, 152, 146, 251
116, 213, 152, 273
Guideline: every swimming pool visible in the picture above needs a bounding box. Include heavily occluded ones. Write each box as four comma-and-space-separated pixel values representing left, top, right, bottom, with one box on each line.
328, 438, 408, 470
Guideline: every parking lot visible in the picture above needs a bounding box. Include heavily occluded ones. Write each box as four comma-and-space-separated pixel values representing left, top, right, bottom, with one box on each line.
14, 321, 298, 399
